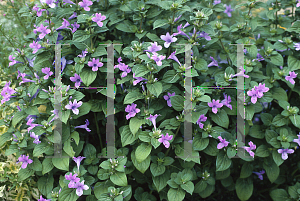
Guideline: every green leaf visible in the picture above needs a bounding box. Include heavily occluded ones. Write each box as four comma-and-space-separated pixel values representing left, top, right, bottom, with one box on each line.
162, 70, 180, 83
0, 132, 12, 147
235, 177, 253, 201
52, 151, 70, 171
167, 188, 186, 201
61, 110, 70, 124
25, 106, 40, 115
115, 20, 137, 33
83, 143, 97, 159
124, 91, 144, 104
211, 110, 229, 129
240, 162, 253, 178
249, 125, 265, 139
272, 114, 288, 126
255, 145, 270, 157
73, 30, 90, 42
120, 125, 138, 146
29, 157, 42, 171
12, 110, 27, 127
227, 147, 237, 158
263, 157, 279, 183
58, 188, 79, 201
289, 115, 300, 128
170, 95, 184, 111
153, 19, 169, 29
198, 184, 215, 198
270, 189, 290, 201
146, 82, 163, 98
245, 105, 255, 121
135, 143, 152, 163
80, 68, 97, 86
216, 151, 232, 171
42, 158, 54, 175
129, 117, 144, 136
110, 172, 128, 186
153, 169, 170, 192
193, 135, 209, 151
260, 113, 273, 126
91, 46, 107, 57
288, 55, 300, 71
63, 138, 75, 157
132, 64, 149, 77
272, 87, 288, 101
270, 52, 283, 66
71, 131, 80, 146
33, 142, 51, 157
37, 175, 54, 196
272, 150, 284, 167
194, 180, 207, 193
150, 163, 165, 177
180, 181, 194, 195
17, 168, 35, 181
131, 151, 150, 173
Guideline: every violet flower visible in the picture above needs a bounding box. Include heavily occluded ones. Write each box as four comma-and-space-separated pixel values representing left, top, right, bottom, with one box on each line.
224, 4, 233, 17
29, 41, 42, 54
70, 22, 80, 33
144, 42, 162, 53
92, 13, 106, 27
221, 93, 232, 110
1, 81, 16, 104
77, 49, 88, 58
73, 181, 89, 196
158, 133, 173, 148
65, 100, 83, 115
56, 18, 72, 31
199, 31, 211, 41
174, 14, 182, 22
172, 23, 190, 39
146, 52, 166, 66
217, 136, 229, 149
65, 172, 80, 188
293, 134, 300, 146
297, 0, 300, 7
208, 99, 223, 114
294, 42, 300, 51
125, 103, 140, 120
247, 88, 259, 104
254, 83, 269, 98
242, 141, 256, 158
40, 0, 56, 8
16, 155, 33, 169
114, 57, 131, 77
41, 67, 53, 80
163, 92, 175, 107
27, 117, 43, 133
63, 0, 75, 4
35, 24, 51, 39
32, 4, 46, 17
88, 58, 103, 71
73, 156, 86, 173
278, 148, 294, 160
8, 55, 22, 67
133, 73, 147, 86
38, 195, 51, 201
196, 114, 207, 129
78, 0, 93, 11
160, 32, 177, 48
146, 114, 161, 131
168, 50, 181, 66
70, 73, 82, 88
69, 12, 77, 20
253, 170, 265, 180
231, 66, 249, 79
207, 56, 218, 67
53, 56, 74, 72
213, 0, 221, 5
30, 132, 41, 144
285, 71, 297, 85
75, 119, 91, 132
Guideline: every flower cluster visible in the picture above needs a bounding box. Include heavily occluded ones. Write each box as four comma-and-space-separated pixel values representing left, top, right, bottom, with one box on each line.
247, 83, 269, 104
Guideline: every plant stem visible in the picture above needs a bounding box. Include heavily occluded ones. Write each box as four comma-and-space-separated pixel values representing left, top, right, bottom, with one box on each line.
90, 93, 103, 150
288, 89, 293, 101
275, 0, 278, 27
219, 36, 232, 66
90, 28, 93, 50
165, 124, 181, 157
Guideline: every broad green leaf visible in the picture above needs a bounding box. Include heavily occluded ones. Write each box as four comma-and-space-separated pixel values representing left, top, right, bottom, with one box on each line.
12, 110, 27, 127
146, 82, 163, 98
270, 189, 290, 201
193, 135, 209, 151
153, 19, 169, 29
162, 70, 180, 83
131, 151, 150, 173
170, 95, 184, 111
235, 177, 253, 201
150, 163, 165, 177
167, 188, 185, 201
240, 162, 253, 178
135, 143, 152, 163
211, 110, 229, 129
180, 181, 194, 195
58, 188, 79, 201
124, 91, 144, 104
18, 168, 35, 181
37, 175, 54, 196
288, 55, 300, 71
129, 117, 144, 136
120, 125, 138, 146
80, 68, 97, 86
33, 142, 51, 157
255, 145, 270, 157
73, 30, 90, 42
263, 157, 279, 183
153, 169, 170, 192
115, 20, 137, 33
52, 151, 70, 171
216, 151, 232, 171
110, 172, 128, 186
42, 158, 54, 175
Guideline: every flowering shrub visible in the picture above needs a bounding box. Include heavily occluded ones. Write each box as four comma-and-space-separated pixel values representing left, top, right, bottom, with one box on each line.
0, 0, 300, 200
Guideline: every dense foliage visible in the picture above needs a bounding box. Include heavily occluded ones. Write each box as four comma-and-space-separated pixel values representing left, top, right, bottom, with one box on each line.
1, 0, 300, 200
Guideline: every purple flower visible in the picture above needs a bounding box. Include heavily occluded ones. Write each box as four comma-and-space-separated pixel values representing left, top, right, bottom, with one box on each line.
65, 99, 83, 115
163, 92, 175, 107
26, 117, 43, 133
65, 172, 80, 188
144, 42, 162, 53
35, 24, 51, 39
158, 133, 173, 148
231, 66, 249, 79
29, 40, 42, 54
199, 31, 211, 41
253, 170, 265, 180
168, 51, 181, 66
63, 0, 75, 5
73, 180, 89, 196
40, 0, 56, 8
114, 57, 131, 77
146, 114, 161, 131
213, 0, 221, 5
30, 132, 41, 144
70, 73, 82, 88
207, 56, 218, 67
75, 119, 91, 132
92, 13, 106, 27
70, 22, 80, 33
41, 67, 53, 80
1, 81, 16, 104
172, 23, 190, 39
224, 4, 233, 17
196, 114, 207, 129
88, 58, 103, 71
73, 156, 86, 172
254, 83, 269, 98
208, 99, 223, 114
247, 88, 259, 104
293, 134, 300, 146
146, 52, 166, 66
242, 141, 256, 158
294, 42, 300, 51
78, 49, 88, 58
285, 71, 297, 85
53, 56, 74, 72
125, 103, 140, 120
221, 93, 232, 110
16, 155, 33, 169
38, 195, 51, 201
160, 32, 177, 48
133, 73, 147, 86
297, 0, 300, 7
69, 12, 77, 20
32, 4, 46, 17
217, 136, 229, 149
78, 0, 93, 11
56, 18, 72, 31
174, 15, 182, 22
8, 55, 22, 67
278, 148, 294, 160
